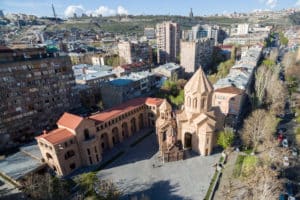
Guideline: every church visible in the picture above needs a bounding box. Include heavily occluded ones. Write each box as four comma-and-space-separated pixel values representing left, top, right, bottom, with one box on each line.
156, 67, 224, 160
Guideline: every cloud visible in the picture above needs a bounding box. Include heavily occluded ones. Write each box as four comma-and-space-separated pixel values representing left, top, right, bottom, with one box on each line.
64, 5, 129, 17
117, 6, 129, 15
259, 0, 277, 9
64, 5, 85, 18
265, 0, 277, 8
93, 6, 116, 16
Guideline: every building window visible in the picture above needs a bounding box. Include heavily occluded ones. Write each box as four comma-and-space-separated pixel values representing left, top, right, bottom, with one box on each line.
201, 98, 205, 109
64, 142, 68, 148
96, 155, 99, 162
65, 150, 75, 160
96, 127, 100, 132
70, 163, 76, 170
207, 138, 209, 145
84, 129, 90, 140
193, 98, 197, 109
70, 140, 74, 145
187, 97, 191, 107
162, 131, 167, 141
89, 157, 93, 165
94, 146, 97, 153
87, 148, 90, 155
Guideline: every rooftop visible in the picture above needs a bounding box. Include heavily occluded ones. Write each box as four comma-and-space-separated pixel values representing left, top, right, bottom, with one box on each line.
89, 97, 163, 123
214, 86, 245, 94
57, 112, 84, 130
0, 144, 44, 181
36, 128, 75, 145
110, 71, 153, 86
155, 62, 181, 71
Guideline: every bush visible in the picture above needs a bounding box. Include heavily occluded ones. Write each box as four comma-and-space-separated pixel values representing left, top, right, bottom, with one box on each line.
217, 127, 234, 149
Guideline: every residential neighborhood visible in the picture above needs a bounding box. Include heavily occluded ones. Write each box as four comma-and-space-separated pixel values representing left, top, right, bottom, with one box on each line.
1, 1, 300, 200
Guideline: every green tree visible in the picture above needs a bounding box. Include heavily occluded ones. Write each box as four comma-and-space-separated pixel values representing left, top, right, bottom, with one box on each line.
217, 127, 234, 149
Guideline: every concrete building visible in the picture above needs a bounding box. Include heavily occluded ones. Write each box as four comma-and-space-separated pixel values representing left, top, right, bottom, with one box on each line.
100, 71, 161, 108
118, 41, 152, 65
180, 38, 214, 73
73, 64, 116, 87
144, 27, 156, 39
156, 21, 180, 64
190, 24, 220, 45
153, 62, 183, 81
113, 62, 150, 77
0, 46, 76, 151
156, 67, 224, 159
36, 98, 163, 176
237, 23, 249, 35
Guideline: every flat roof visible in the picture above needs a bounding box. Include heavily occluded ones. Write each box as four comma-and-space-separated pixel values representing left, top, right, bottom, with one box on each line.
0, 144, 44, 181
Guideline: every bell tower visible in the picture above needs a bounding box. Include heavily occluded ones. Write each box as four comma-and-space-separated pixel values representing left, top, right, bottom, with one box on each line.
184, 67, 213, 116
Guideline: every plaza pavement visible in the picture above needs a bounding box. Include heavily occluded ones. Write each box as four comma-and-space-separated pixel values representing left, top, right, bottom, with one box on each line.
98, 132, 220, 200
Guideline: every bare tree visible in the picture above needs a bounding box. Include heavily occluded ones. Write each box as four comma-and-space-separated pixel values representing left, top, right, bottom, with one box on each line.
255, 65, 272, 107
242, 110, 278, 152
248, 166, 282, 200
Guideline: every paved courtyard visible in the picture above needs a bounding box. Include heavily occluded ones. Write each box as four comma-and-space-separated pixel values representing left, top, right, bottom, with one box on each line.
98, 133, 220, 200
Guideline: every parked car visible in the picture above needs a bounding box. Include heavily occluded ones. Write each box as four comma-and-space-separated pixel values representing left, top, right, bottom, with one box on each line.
285, 182, 297, 197
283, 156, 290, 167
282, 139, 289, 148
292, 147, 298, 157
279, 193, 288, 200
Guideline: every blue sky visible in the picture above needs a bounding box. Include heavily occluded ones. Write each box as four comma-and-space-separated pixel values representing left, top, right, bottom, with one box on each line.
1, 0, 300, 17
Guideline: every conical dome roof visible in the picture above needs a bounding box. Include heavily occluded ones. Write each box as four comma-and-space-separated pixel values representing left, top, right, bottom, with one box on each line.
184, 67, 213, 95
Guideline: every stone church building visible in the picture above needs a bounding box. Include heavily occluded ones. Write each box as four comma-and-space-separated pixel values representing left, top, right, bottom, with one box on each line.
156, 67, 224, 159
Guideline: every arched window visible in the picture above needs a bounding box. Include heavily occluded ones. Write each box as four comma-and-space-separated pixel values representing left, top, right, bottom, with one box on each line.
46, 153, 53, 160
187, 96, 191, 107
201, 98, 206, 109
193, 98, 197, 109
84, 129, 90, 140
64, 150, 75, 160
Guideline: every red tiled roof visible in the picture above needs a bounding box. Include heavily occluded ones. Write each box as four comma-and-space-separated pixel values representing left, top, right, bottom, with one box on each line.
36, 128, 75, 145
214, 86, 245, 95
57, 112, 84, 130
89, 97, 163, 122
145, 98, 164, 106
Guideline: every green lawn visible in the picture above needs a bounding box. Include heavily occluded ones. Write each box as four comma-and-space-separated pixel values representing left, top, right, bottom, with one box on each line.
240, 156, 257, 177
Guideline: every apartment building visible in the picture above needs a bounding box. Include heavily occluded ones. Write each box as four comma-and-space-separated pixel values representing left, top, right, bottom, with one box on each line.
156, 21, 180, 64
118, 41, 152, 65
0, 46, 75, 151
180, 38, 214, 73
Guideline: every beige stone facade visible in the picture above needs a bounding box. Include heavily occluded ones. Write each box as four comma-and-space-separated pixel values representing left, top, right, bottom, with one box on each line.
156, 68, 224, 158
36, 98, 163, 176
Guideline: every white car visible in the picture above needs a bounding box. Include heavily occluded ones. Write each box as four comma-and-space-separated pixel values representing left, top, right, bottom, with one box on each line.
282, 139, 289, 148
283, 156, 289, 167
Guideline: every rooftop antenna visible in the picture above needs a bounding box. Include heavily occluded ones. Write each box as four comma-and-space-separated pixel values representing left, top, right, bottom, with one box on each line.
52, 4, 57, 23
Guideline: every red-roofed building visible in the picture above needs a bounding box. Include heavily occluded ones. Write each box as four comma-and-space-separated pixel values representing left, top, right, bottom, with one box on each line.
36, 97, 163, 176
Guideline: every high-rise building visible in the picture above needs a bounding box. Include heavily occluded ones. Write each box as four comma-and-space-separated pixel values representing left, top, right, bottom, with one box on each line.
180, 38, 214, 73
191, 24, 220, 45
118, 41, 152, 65
156, 21, 180, 64
0, 46, 76, 151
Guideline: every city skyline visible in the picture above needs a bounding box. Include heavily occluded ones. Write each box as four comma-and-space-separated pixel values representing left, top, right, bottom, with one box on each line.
1, 0, 300, 18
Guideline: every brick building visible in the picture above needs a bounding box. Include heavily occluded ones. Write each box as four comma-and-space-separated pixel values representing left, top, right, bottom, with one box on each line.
36, 97, 163, 176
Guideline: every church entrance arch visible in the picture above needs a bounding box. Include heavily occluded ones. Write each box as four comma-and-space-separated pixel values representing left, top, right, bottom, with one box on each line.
184, 132, 192, 149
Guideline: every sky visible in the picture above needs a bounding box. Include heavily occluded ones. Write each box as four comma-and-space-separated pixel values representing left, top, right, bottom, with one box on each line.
1, 0, 300, 18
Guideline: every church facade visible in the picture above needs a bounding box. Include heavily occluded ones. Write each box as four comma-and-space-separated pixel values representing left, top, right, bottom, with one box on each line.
156, 68, 224, 158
